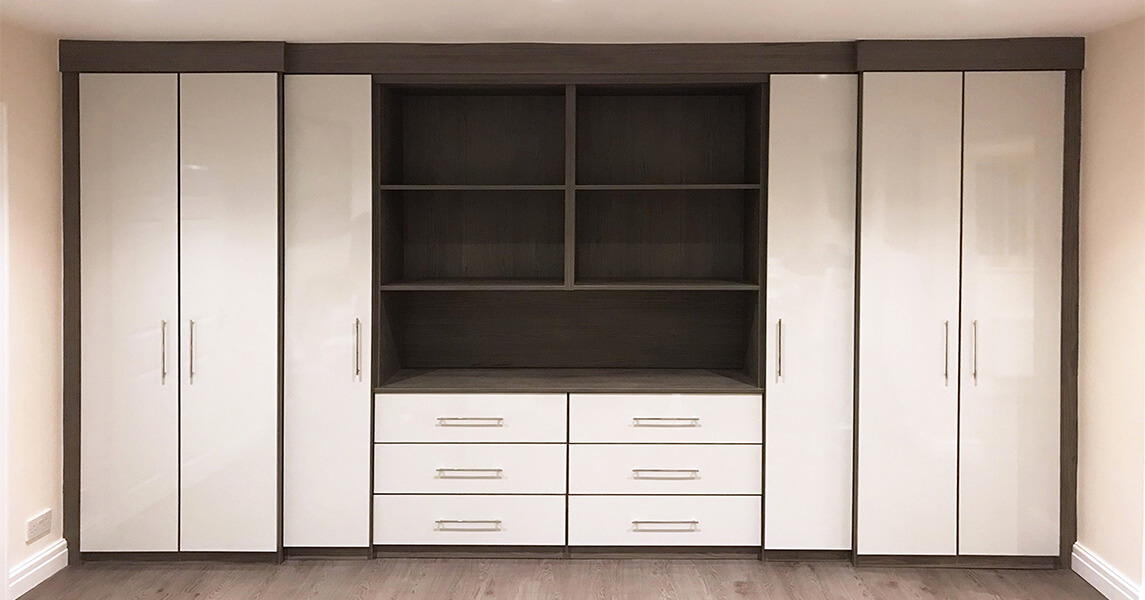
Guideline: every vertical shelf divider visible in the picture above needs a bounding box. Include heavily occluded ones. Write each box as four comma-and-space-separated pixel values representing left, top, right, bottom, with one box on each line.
564, 84, 577, 289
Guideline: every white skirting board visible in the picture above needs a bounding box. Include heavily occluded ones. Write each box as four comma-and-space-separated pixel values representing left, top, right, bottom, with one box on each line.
1072, 542, 1141, 600
8, 538, 67, 599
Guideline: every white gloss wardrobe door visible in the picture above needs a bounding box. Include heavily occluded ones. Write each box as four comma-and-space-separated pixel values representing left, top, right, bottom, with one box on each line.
765, 74, 857, 551
959, 71, 1063, 557
179, 73, 280, 552
80, 73, 180, 552
284, 75, 373, 548
856, 72, 963, 556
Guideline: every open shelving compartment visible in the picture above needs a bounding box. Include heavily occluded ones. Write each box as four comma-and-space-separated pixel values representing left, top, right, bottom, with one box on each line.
375, 83, 765, 393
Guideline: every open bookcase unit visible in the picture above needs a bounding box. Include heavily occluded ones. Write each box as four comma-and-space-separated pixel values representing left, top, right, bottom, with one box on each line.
375, 83, 766, 392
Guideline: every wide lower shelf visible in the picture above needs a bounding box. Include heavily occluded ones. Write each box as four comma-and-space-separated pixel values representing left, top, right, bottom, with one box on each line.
381, 278, 758, 291
375, 368, 761, 393
380, 278, 565, 291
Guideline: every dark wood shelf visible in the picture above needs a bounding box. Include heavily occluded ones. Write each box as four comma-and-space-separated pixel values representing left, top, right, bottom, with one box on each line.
573, 278, 758, 291
380, 184, 565, 191
375, 368, 761, 393
575, 184, 760, 191
381, 278, 565, 291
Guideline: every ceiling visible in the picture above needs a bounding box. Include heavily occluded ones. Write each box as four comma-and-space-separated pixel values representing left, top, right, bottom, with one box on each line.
2, 0, 1142, 42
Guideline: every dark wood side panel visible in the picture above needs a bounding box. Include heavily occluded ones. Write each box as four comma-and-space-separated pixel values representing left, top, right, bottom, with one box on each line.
850, 73, 865, 564
1059, 69, 1081, 569
856, 38, 1084, 72
287, 42, 856, 75
59, 41, 286, 73
62, 71, 82, 565
275, 73, 286, 564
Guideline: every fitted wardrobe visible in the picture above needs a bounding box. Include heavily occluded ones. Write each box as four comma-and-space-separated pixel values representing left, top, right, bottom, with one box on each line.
62, 39, 1080, 567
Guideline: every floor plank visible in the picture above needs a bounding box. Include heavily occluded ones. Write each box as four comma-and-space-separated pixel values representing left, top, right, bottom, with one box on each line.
25, 558, 1106, 600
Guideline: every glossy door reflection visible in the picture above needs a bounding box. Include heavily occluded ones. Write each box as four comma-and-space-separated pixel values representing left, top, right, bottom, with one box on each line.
959, 71, 1063, 557
857, 72, 963, 556
765, 74, 857, 551
283, 75, 373, 548
179, 73, 279, 552
80, 73, 180, 552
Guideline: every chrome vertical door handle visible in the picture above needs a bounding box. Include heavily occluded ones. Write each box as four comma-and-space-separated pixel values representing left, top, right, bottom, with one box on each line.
354, 317, 362, 381
189, 319, 196, 384
775, 319, 783, 382
161, 320, 168, 384
943, 320, 950, 386
972, 320, 978, 385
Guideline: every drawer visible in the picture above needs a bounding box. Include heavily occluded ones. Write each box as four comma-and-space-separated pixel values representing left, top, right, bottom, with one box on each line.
569, 445, 760, 495
374, 495, 566, 546
375, 444, 566, 494
569, 394, 762, 443
375, 394, 567, 442
568, 496, 761, 547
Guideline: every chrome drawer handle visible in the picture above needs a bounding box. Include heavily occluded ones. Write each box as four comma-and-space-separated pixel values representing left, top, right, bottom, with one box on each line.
632, 417, 700, 428
632, 468, 700, 480
436, 468, 504, 479
435, 519, 502, 532
632, 520, 699, 532
436, 416, 504, 427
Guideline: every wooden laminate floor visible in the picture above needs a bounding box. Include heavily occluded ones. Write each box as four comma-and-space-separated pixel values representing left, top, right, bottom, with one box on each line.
26, 558, 1105, 600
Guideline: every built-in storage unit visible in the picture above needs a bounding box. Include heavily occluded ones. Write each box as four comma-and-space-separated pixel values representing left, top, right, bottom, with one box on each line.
63, 39, 1080, 567
856, 71, 1063, 559
764, 74, 857, 551
375, 84, 764, 392
284, 75, 374, 549
80, 72, 280, 553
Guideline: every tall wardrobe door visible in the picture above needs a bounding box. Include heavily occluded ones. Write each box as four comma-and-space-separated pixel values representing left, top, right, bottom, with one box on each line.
959, 72, 1063, 557
764, 74, 857, 550
856, 72, 963, 556
179, 73, 280, 552
284, 75, 373, 547
79, 74, 180, 552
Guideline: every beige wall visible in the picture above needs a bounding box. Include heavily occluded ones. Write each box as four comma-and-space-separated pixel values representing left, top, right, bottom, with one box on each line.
1078, 14, 1145, 586
0, 19, 63, 568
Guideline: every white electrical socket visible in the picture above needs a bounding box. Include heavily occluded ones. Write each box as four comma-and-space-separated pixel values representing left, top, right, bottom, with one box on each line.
25, 509, 51, 544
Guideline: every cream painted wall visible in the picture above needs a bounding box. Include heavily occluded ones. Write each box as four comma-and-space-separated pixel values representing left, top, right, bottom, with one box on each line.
1077, 13, 1145, 588
0, 19, 64, 570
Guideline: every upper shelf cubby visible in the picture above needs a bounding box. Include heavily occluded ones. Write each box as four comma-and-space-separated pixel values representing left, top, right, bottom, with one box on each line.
575, 85, 762, 186
378, 86, 566, 186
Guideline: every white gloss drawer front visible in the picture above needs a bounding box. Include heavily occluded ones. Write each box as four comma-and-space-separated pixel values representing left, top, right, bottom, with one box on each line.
568, 496, 761, 546
569, 445, 761, 495
374, 444, 567, 494
375, 394, 567, 442
374, 495, 566, 546
569, 394, 762, 443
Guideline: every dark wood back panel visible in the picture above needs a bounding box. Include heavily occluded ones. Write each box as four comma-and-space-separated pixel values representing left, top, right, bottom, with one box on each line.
398, 190, 565, 280
398, 92, 565, 185
575, 189, 751, 281
577, 92, 750, 184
